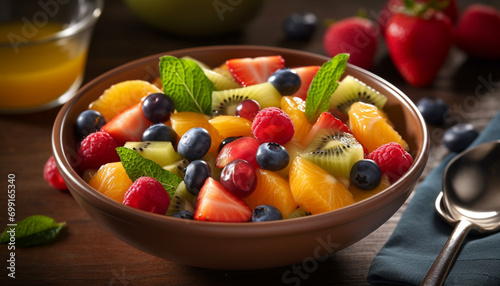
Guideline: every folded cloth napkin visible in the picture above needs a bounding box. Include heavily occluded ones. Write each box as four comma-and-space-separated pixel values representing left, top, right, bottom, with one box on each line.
367, 111, 500, 286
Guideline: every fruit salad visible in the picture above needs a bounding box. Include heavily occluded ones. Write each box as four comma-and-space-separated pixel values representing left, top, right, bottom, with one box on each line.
74, 53, 413, 222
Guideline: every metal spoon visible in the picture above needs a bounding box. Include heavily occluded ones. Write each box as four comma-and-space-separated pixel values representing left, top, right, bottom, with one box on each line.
422, 140, 500, 286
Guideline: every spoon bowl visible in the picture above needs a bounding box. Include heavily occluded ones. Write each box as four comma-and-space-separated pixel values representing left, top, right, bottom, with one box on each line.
422, 140, 500, 285
444, 140, 500, 231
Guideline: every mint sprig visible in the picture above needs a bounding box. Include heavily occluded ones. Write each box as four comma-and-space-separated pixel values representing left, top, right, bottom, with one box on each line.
159, 55, 215, 115
0, 215, 65, 248
117, 147, 182, 197
305, 53, 349, 123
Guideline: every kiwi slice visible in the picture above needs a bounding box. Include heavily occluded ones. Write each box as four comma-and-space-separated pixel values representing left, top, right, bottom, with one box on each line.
181, 56, 239, 91
166, 181, 197, 216
285, 207, 312, 219
213, 65, 233, 80
212, 82, 281, 115
163, 158, 190, 179
203, 69, 241, 91
202, 152, 221, 181
329, 75, 388, 115
301, 130, 364, 179
181, 56, 211, 70
124, 141, 181, 167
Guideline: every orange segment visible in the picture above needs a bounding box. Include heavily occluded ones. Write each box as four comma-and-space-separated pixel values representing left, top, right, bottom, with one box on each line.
209, 115, 253, 138
89, 80, 162, 121
243, 169, 297, 218
88, 162, 133, 203
289, 157, 354, 215
152, 77, 163, 90
170, 111, 224, 154
349, 174, 391, 202
275, 139, 304, 179
348, 102, 409, 153
281, 96, 313, 144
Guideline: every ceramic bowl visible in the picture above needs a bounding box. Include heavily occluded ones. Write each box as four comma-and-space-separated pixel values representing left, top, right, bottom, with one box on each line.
52, 45, 429, 270
122, 0, 266, 37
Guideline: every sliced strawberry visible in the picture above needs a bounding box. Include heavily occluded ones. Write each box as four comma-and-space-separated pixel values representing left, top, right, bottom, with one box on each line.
226, 55, 285, 87
291, 65, 320, 100
301, 111, 351, 146
100, 103, 152, 146
194, 177, 252, 222
215, 137, 260, 169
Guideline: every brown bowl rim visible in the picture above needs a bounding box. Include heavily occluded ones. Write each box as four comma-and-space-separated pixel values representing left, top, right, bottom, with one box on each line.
53, 45, 429, 238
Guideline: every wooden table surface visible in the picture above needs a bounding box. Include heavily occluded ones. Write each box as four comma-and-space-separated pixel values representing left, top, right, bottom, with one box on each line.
1, 0, 500, 285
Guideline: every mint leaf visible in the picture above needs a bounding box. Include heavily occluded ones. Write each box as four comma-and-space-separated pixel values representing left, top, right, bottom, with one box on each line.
0, 215, 65, 248
159, 55, 215, 115
117, 147, 182, 197
305, 53, 349, 123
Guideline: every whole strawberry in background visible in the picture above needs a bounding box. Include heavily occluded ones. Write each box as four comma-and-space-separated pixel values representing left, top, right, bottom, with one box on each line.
385, 0, 453, 87
323, 17, 378, 70
378, 0, 458, 34
454, 4, 500, 60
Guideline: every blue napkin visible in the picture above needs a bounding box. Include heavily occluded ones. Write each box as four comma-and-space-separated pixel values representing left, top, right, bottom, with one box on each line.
367, 111, 500, 286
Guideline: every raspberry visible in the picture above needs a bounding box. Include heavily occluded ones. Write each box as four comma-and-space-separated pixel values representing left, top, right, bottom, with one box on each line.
366, 142, 413, 183
43, 156, 68, 191
77, 131, 120, 171
122, 177, 170, 214
252, 107, 294, 145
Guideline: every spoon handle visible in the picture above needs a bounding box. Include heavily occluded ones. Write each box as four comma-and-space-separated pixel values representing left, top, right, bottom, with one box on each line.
421, 219, 475, 286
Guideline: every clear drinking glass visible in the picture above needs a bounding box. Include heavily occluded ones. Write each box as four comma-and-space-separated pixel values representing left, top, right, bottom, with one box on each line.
0, 0, 103, 113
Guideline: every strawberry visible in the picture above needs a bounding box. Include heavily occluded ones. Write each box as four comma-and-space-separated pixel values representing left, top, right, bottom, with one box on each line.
215, 137, 260, 169
454, 4, 500, 60
385, 0, 453, 87
194, 177, 252, 222
301, 111, 350, 147
226, 55, 285, 87
378, 0, 458, 35
291, 66, 320, 100
100, 102, 152, 146
323, 17, 378, 70
434, 0, 459, 24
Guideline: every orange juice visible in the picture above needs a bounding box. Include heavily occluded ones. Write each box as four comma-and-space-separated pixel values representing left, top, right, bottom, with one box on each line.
0, 23, 88, 111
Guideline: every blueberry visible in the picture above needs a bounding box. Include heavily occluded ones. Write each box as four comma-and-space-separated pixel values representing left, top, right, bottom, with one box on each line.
252, 205, 283, 222
417, 97, 449, 125
171, 210, 194, 219
256, 143, 290, 171
142, 123, 178, 144
142, 93, 175, 123
218, 136, 242, 153
75, 110, 106, 140
267, 68, 301, 96
350, 159, 382, 190
177, 127, 211, 161
184, 160, 211, 196
283, 12, 317, 40
443, 123, 479, 153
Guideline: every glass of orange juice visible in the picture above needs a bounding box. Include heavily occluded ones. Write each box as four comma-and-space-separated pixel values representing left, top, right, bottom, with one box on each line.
0, 0, 103, 113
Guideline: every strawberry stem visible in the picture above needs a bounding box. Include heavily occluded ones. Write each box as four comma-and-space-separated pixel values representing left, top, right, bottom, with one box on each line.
356, 9, 368, 19
402, 0, 450, 18
403, 0, 415, 10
